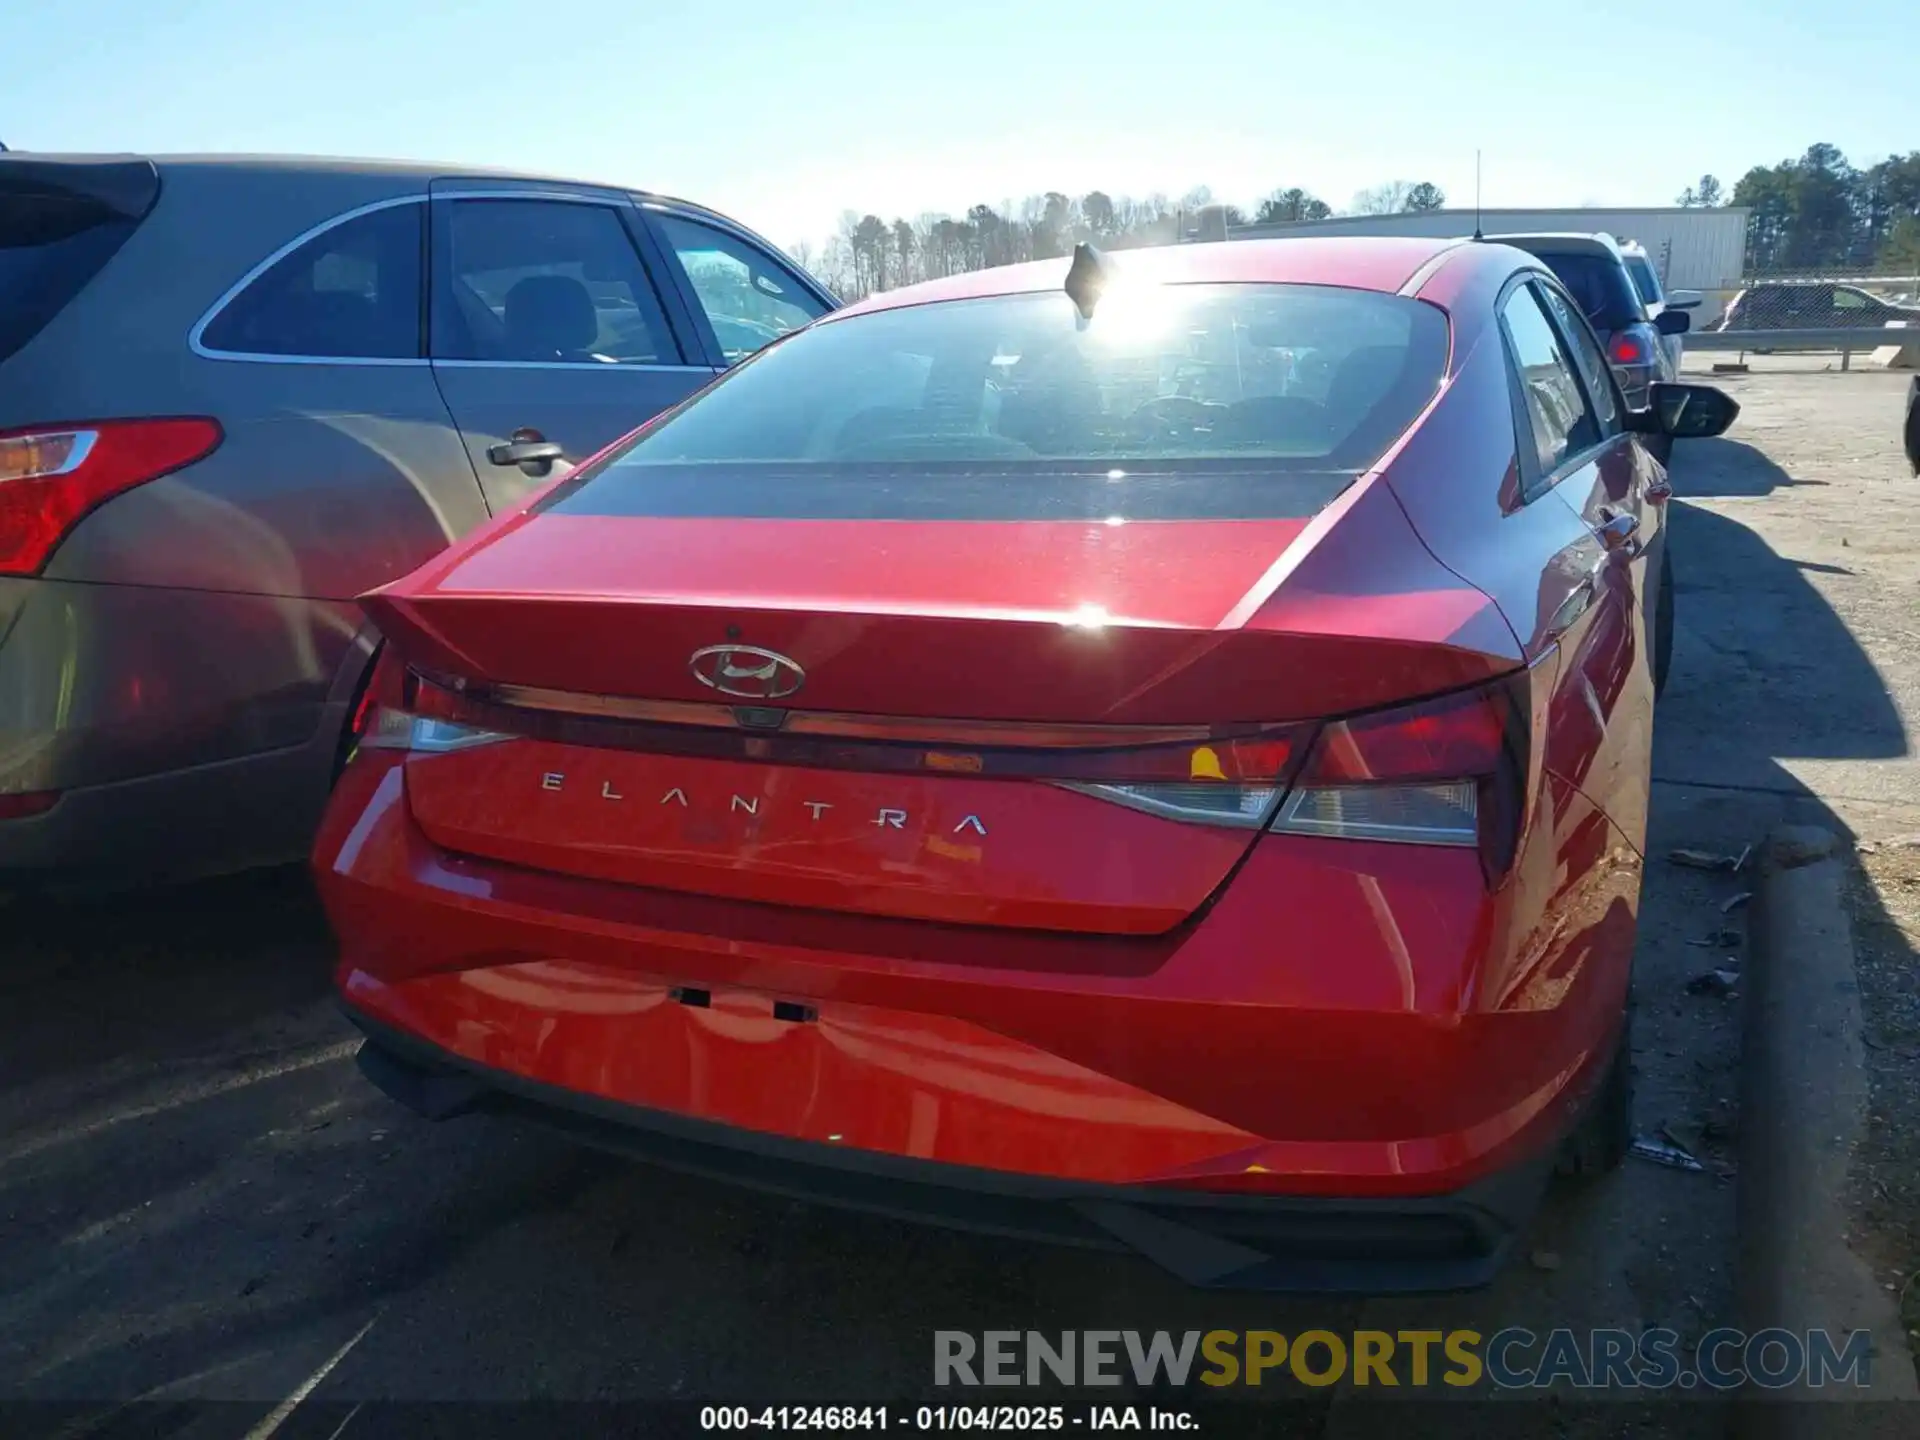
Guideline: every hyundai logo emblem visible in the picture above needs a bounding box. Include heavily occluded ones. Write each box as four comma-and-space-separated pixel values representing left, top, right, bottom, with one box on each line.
687, 644, 806, 701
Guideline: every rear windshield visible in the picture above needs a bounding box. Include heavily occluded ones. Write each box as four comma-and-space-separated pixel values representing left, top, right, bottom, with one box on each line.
1529, 251, 1646, 331
545, 283, 1449, 521
0, 196, 141, 364
1623, 256, 1662, 307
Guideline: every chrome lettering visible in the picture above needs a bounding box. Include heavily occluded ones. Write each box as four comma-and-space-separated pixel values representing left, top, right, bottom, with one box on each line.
874, 808, 907, 829
660, 787, 688, 807
601, 781, 624, 801
954, 815, 988, 836
804, 801, 833, 820
731, 794, 760, 815
541, 772, 564, 791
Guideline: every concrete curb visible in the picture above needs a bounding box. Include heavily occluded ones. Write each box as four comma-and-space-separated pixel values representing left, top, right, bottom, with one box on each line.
1735, 826, 1919, 1437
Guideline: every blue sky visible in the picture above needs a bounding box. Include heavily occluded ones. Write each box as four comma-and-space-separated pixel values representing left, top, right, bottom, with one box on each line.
7, 0, 1916, 249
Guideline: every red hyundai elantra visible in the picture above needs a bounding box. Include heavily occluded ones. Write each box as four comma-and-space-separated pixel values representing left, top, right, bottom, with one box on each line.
315, 236, 1736, 1291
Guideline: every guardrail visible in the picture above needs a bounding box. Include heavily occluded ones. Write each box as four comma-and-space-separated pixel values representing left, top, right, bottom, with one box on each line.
1685, 326, 1919, 370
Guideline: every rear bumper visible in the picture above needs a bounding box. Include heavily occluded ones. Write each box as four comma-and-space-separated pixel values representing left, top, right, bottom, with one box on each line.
319, 748, 1641, 1270
346, 1006, 1553, 1293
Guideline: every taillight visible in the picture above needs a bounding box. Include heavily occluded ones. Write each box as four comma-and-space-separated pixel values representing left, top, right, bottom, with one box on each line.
0, 791, 61, 821
1269, 674, 1531, 883
1055, 729, 1309, 828
353, 651, 508, 757
1609, 332, 1649, 365
0, 419, 223, 576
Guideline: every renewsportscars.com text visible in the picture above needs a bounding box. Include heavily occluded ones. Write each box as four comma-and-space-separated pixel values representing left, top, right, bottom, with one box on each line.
934, 1329, 1874, 1391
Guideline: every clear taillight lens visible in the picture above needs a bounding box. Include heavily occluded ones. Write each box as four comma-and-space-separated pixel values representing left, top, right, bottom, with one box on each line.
1053, 730, 1307, 829
350, 649, 508, 757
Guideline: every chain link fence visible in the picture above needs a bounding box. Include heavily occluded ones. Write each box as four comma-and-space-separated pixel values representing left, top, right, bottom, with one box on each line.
1704, 268, 1920, 335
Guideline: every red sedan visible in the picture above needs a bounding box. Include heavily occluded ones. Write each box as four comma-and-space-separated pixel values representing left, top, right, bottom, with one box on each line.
315, 236, 1737, 1291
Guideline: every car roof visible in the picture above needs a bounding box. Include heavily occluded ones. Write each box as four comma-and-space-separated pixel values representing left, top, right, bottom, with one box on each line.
5, 150, 729, 220
834, 235, 1472, 319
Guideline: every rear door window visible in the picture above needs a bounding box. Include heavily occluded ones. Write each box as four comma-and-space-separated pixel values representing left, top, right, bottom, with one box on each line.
1501, 284, 1601, 486
433, 199, 681, 365
199, 202, 424, 360
1623, 256, 1662, 308
1534, 282, 1620, 434
652, 213, 830, 363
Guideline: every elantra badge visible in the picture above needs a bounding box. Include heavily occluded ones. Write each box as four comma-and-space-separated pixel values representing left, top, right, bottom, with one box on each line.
688, 644, 805, 701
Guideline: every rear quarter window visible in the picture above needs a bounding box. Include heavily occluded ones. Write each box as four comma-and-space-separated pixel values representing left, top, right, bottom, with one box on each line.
198, 201, 424, 360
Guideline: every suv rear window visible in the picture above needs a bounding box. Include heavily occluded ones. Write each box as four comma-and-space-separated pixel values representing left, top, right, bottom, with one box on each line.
0, 164, 156, 363
1528, 251, 1645, 331
545, 283, 1449, 521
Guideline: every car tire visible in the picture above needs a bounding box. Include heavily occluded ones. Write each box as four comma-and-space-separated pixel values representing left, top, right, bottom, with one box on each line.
1556, 1009, 1634, 1178
1653, 543, 1674, 699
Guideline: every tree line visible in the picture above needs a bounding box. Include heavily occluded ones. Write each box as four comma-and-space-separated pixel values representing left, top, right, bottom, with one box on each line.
791, 179, 1446, 300
793, 143, 1920, 300
1687, 144, 1920, 275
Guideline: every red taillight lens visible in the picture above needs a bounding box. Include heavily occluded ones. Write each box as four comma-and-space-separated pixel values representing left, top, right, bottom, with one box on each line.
1270, 675, 1531, 883
1609, 333, 1648, 365
0, 791, 62, 821
0, 418, 222, 576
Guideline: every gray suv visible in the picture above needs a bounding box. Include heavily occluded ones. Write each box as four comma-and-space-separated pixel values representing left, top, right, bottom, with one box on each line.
0, 153, 836, 887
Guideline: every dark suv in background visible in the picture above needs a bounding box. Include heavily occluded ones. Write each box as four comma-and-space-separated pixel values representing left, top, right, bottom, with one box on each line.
1490, 233, 1688, 406
0, 153, 836, 887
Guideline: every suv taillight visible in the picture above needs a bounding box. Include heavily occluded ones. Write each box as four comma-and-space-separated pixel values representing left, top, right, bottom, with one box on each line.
1268, 674, 1532, 885
1609, 332, 1650, 365
0, 419, 222, 576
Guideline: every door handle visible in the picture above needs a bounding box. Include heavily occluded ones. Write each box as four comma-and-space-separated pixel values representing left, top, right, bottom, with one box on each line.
487, 429, 565, 469
1595, 512, 1640, 550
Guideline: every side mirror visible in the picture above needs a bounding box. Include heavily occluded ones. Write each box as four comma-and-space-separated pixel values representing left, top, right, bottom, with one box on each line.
1629, 382, 1740, 440
1654, 309, 1692, 336
1667, 290, 1704, 310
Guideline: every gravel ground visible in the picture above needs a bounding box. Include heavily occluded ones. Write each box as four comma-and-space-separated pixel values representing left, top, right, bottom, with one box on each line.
4, 365, 1919, 1437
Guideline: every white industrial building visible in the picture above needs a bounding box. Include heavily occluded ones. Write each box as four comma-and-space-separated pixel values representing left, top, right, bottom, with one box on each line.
1217, 207, 1751, 322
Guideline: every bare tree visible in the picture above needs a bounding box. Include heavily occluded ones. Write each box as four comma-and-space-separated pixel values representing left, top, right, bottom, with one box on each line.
1351, 180, 1415, 214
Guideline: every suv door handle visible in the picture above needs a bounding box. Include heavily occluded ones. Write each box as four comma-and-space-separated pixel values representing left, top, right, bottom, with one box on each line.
1595, 512, 1640, 550
487, 430, 564, 468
